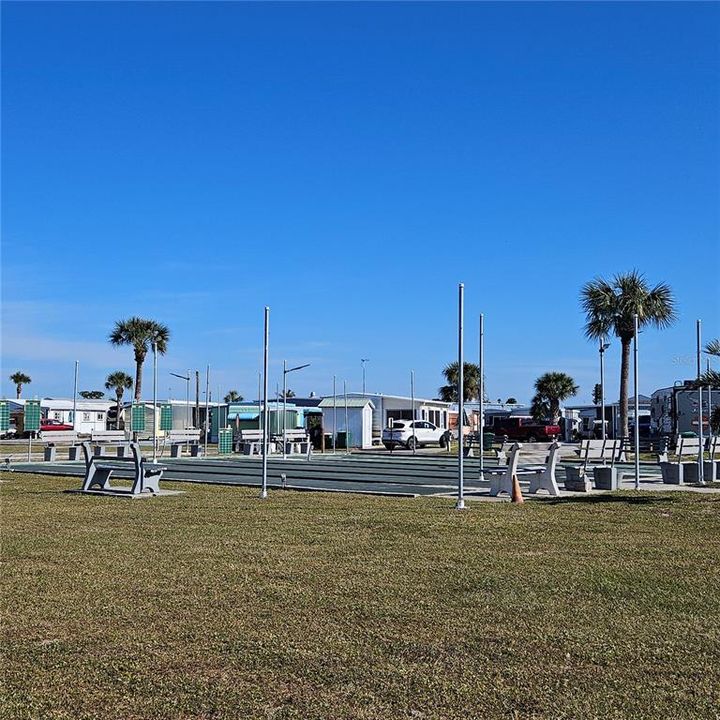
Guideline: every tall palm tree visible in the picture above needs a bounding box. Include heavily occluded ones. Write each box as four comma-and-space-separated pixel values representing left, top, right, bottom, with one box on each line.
438, 362, 482, 403
224, 390, 243, 403
9, 371, 31, 399
531, 372, 578, 424
109, 317, 170, 401
105, 371, 133, 430
581, 271, 676, 439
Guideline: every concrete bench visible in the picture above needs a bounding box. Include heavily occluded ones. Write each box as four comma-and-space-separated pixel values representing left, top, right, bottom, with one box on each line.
660, 437, 702, 484
40, 431, 81, 461
90, 430, 131, 457
565, 439, 622, 492
167, 429, 203, 458
235, 429, 275, 455
278, 429, 312, 457
705, 436, 720, 481
487, 442, 562, 497
80, 441, 165, 495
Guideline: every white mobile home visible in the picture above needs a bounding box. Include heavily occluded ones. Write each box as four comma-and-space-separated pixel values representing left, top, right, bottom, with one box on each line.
34, 398, 112, 434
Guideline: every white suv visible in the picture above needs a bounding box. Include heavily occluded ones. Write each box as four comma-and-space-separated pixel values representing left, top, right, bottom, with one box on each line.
382, 420, 450, 450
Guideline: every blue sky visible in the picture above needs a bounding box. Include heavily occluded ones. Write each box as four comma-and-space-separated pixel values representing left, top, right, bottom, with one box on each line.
2, 1, 719, 404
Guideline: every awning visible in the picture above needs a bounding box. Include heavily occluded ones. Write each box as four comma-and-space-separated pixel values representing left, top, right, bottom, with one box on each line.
227, 412, 260, 421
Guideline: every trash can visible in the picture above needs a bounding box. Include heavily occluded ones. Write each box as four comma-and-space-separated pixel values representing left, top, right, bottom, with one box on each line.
336, 431, 352, 449
483, 432, 495, 451
324, 433, 334, 450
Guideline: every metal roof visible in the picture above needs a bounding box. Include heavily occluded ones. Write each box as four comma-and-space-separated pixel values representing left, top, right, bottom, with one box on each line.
318, 397, 375, 409
345, 392, 450, 407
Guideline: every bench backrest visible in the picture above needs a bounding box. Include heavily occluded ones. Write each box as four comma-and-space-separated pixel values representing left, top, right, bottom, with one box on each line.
238, 429, 265, 441
81, 440, 142, 474
167, 429, 202, 442
707, 435, 719, 457
281, 429, 308, 440
39, 430, 79, 443
674, 436, 701, 457
580, 438, 621, 460
579, 439, 606, 459
91, 430, 128, 442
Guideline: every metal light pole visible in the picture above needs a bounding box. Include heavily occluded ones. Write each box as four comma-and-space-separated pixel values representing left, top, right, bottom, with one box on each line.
411, 369, 416, 456
195, 370, 200, 429
600, 337, 610, 441
457, 283, 465, 510
708, 358, 713, 442
697, 319, 705, 485
633, 314, 640, 490
261, 306, 270, 499
332, 375, 337, 455
283, 361, 310, 459
72, 360, 79, 430
361, 358, 369, 396
479, 314, 484, 479
204, 365, 209, 456
344, 380, 349, 454
152, 342, 158, 463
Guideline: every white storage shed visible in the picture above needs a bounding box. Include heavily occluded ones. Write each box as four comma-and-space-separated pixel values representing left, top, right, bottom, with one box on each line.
318, 397, 375, 449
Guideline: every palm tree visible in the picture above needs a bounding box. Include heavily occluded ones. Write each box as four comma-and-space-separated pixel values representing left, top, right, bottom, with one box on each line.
109, 317, 170, 400
438, 362, 482, 403
531, 372, 578, 424
698, 339, 720, 387
224, 390, 243, 403
105, 371, 133, 430
711, 406, 720, 435
9, 372, 31, 399
581, 271, 676, 439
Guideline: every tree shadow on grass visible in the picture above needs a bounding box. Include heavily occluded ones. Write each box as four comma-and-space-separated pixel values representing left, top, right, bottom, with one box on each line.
544, 494, 679, 506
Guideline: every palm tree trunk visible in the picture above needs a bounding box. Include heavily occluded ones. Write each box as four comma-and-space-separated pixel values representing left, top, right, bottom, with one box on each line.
116, 390, 123, 430
16, 385, 21, 399
134, 351, 144, 401
619, 337, 632, 440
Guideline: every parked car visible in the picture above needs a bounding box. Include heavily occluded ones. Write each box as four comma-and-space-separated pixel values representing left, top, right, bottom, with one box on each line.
382, 420, 450, 450
1, 422, 17, 440
39, 419, 74, 432
490, 416, 560, 443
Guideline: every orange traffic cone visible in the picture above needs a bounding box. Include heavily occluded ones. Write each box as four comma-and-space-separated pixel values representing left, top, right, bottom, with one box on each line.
511, 474, 524, 504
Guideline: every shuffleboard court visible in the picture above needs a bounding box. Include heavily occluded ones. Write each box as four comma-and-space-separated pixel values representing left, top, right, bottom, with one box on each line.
4, 451, 670, 498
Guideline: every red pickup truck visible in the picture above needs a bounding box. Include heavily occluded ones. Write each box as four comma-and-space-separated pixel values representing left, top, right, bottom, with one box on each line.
491, 417, 560, 443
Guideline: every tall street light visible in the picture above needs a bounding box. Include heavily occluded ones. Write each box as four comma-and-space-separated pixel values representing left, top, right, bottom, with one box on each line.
283, 361, 310, 459
361, 358, 370, 396
599, 337, 611, 440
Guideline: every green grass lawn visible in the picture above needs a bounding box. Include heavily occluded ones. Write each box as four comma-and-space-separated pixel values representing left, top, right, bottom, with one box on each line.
2, 474, 720, 720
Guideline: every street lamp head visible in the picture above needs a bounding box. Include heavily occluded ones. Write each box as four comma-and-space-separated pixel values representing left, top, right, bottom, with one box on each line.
286, 363, 311, 374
